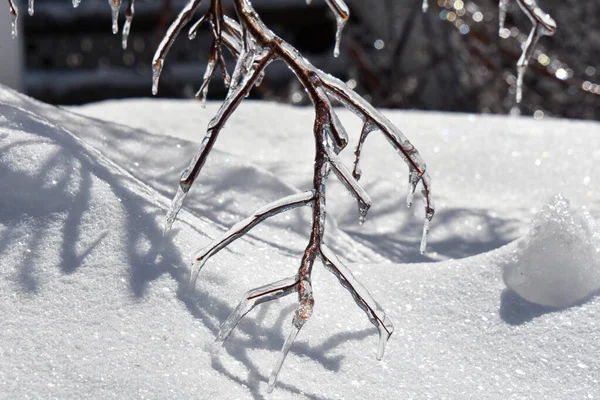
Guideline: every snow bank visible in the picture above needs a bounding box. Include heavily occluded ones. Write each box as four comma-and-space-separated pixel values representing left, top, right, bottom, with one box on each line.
2, 86, 600, 398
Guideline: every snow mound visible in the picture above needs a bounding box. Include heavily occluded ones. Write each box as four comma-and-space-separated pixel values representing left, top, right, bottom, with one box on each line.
504, 194, 600, 307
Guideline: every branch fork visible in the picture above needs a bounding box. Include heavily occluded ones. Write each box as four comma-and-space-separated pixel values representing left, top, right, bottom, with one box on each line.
151, 0, 434, 391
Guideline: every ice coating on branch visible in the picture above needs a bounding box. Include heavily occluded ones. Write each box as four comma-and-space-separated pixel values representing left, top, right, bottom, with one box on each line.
188, 15, 206, 40
152, 0, 204, 95
196, 49, 218, 106
504, 194, 600, 308
188, 191, 315, 288
325, 146, 372, 224
108, 0, 121, 34
320, 244, 394, 359
216, 277, 299, 345
28, 0, 33, 16
316, 70, 434, 252
515, 26, 541, 104
121, 0, 134, 49
505, 0, 556, 104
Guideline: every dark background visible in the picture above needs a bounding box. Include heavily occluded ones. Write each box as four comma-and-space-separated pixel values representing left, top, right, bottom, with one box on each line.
19, 0, 600, 119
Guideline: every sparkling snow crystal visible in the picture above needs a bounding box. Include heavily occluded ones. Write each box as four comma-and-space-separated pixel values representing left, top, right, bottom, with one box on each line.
504, 194, 600, 308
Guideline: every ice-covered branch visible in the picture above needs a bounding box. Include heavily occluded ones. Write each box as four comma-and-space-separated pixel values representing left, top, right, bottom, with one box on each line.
189, 191, 315, 288
316, 71, 435, 251
152, 0, 435, 390
162, 46, 276, 238
152, 0, 206, 95
216, 276, 299, 344
320, 244, 393, 360
499, 0, 556, 105
324, 146, 372, 224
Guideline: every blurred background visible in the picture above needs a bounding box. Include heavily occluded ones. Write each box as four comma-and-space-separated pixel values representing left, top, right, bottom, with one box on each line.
0, 0, 598, 119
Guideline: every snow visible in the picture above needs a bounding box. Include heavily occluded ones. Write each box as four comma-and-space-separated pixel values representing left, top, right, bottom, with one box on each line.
2, 84, 600, 398
504, 194, 600, 308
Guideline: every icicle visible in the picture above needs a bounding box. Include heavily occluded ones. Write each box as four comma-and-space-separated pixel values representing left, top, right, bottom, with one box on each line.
333, 20, 344, 57
162, 185, 187, 241
152, 59, 163, 95
422, 0, 428, 13
268, 299, 313, 393
324, 0, 349, 57
254, 70, 265, 87
268, 323, 300, 392
358, 203, 368, 225
375, 314, 393, 360
406, 169, 420, 208
108, 0, 121, 34
72, 0, 80, 7
499, 0, 509, 34
516, 65, 525, 104
420, 208, 434, 254
28, 0, 33, 16
121, 0, 134, 50
195, 48, 218, 106
353, 119, 376, 180
188, 15, 207, 40
8, 0, 18, 38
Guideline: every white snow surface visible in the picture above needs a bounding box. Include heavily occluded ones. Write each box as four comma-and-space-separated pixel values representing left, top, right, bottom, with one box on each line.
2, 85, 600, 399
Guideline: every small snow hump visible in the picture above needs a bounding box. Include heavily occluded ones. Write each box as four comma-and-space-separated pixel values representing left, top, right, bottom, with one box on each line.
504, 194, 600, 308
